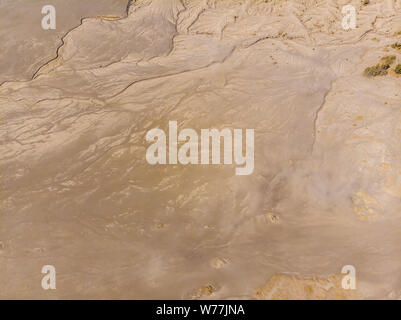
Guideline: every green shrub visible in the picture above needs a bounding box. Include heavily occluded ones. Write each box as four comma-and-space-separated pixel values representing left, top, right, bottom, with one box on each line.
381, 55, 396, 65
363, 64, 389, 77
391, 42, 401, 50
395, 64, 401, 74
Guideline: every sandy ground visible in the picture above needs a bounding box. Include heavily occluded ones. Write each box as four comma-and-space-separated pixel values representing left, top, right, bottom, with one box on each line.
1, 0, 401, 299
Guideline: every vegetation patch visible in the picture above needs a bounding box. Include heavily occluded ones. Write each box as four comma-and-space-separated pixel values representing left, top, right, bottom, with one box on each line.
364, 55, 399, 77
391, 42, 401, 50
364, 64, 390, 77
381, 55, 396, 65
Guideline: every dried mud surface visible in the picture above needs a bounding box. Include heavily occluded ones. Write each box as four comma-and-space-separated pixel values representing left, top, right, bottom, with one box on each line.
1, 0, 401, 299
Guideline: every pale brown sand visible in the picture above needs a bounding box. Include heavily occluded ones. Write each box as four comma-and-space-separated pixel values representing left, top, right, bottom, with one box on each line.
0, 0, 401, 299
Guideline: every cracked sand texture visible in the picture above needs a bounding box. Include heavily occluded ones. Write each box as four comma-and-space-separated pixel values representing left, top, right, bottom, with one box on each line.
1, 0, 401, 299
